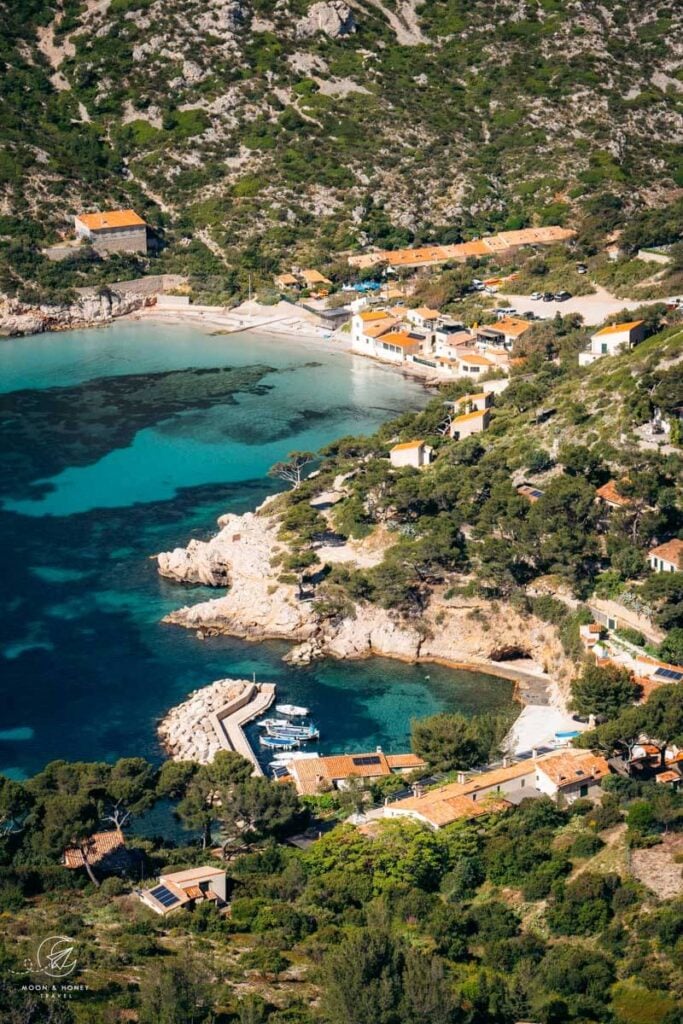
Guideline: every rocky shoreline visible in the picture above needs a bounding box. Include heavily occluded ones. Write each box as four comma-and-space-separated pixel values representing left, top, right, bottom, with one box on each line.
0, 289, 153, 338
156, 499, 577, 711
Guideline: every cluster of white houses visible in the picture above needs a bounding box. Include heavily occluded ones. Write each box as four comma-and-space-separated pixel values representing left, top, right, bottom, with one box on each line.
351, 305, 530, 379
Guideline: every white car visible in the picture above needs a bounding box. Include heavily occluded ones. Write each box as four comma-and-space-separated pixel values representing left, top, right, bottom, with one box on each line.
530, 291, 543, 300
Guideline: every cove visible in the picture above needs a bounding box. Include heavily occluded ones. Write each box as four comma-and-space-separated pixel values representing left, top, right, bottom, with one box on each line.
0, 321, 515, 779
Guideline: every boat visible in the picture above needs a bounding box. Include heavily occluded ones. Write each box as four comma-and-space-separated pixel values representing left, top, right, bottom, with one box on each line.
265, 724, 319, 742
270, 752, 320, 764
257, 718, 291, 730
259, 735, 301, 751
275, 704, 310, 718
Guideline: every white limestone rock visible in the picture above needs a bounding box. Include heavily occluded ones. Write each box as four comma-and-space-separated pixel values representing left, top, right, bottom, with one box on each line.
296, 1, 356, 39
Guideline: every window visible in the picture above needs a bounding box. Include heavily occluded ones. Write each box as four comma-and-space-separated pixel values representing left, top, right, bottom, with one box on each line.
601, 343, 608, 353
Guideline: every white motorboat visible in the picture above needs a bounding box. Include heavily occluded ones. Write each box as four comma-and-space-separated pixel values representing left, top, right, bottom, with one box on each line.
270, 751, 320, 764
275, 703, 310, 717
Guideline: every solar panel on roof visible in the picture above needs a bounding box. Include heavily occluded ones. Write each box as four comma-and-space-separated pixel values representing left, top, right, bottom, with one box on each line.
150, 884, 180, 908
654, 668, 683, 681
352, 755, 382, 766
531, 489, 544, 498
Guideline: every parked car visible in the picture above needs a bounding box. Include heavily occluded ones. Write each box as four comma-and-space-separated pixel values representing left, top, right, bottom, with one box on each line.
577, 264, 587, 274
530, 291, 543, 300
554, 290, 571, 301
542, 292, 554, 301
523, 311, 536, 319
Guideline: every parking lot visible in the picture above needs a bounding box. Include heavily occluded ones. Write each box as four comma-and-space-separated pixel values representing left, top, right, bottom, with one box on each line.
496, 283, 677, 326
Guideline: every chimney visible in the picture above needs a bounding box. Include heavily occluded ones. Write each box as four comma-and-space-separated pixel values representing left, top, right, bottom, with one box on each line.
531, 748, 538, 760
502, 756, 509, 768
457, 771, 466, 784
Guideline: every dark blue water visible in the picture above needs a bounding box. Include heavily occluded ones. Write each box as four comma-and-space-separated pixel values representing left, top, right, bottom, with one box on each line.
0, 322, 514, 779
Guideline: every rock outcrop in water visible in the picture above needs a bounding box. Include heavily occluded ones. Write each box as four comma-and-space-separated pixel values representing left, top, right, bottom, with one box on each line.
156, 500, 576, 704
0, 289, 151, 338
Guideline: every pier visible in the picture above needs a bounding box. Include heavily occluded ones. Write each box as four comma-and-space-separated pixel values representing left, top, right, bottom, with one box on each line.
209, 681, 276, 776
157, 678, 275, 775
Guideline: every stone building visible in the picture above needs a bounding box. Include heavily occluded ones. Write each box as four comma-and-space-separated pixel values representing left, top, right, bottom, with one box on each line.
74, 209, 148, 254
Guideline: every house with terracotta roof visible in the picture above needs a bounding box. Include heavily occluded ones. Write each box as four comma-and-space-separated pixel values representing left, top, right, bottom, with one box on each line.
456, 350, 495, 377
351, 309, 399, 353
384, 749, 610, 828
64, 830, 131, 874
390, 439, 433, 469
451, 392, 492, 415
287, 751, 426, 796
374, 330, 423, 363
648, 539, 683, 573
74, 209, 147, 254
137, 865, 227, 916
476, 316, 531, 351
300, 269, 332, 287
595, 479, 633, 510
449, 407, 491, 439
407, 306, 440, 330
579, 320, 646, 366
274, 272, 300, 290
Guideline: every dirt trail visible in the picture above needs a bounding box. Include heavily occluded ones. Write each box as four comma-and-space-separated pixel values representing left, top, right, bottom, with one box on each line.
354, 0, 428, 46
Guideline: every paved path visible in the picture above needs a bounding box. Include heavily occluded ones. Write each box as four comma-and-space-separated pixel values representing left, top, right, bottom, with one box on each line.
210, 683, 276, 776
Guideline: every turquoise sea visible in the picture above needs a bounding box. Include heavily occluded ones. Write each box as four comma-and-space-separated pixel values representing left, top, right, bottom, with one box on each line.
0, 321, 514, 779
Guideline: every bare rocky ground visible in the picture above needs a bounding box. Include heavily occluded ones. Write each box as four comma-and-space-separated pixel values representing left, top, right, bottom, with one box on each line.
631, 833, 683, 899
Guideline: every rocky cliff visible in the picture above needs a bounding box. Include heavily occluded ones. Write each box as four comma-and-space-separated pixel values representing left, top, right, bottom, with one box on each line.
0, 289, 152, 338
157, 501, 577, 703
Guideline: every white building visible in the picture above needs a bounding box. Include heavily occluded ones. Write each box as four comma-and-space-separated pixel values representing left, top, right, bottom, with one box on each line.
373, 330, 422, 364
449, 407, 491, 439
579, 320, 646, 366
384, 749, 610, 828
648, 539, 683, 573
137, 865, 227, 916
476, 316, 531, 351
390, 439, 433, 469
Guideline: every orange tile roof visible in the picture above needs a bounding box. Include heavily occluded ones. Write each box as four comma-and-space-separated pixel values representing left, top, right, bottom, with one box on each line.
495, 316, 532, 336
537, 751, 609, 788
275, 273, 298, 286
364, 318, 399, 338
453, 409, 488, 425
595, 479, 632, 507
593, 320, 644, 337
387, 749, 608, 827
656, 770, 680, 784
386, 753, 427, 769
348, 228, 574, 269
649, 538, 683, 568
380, 331, 422, 348
64, 830, 125, 869
459, 352, 493, 366
391, 439, 425, 451
76, 209, 145, 230
457, 392, 488, 404
412, 306, 440, 319
290, 750, 426, 795
358, 309, 391, 322
301, 269, 331, 285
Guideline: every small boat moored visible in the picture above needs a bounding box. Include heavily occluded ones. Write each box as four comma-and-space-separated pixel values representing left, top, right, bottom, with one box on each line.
260, 734, 301, 751
275, 703, 310, 718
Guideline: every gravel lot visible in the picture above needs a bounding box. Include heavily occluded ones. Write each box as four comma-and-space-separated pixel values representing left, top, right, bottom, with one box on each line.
497, 284, 677, 327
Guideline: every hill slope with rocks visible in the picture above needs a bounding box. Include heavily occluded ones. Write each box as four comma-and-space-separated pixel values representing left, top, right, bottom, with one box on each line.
1, 0, 683, 301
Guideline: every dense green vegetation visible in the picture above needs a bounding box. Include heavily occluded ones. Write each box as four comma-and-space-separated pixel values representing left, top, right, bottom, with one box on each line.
1, 1, 683, 302
1, 686, 682, 1023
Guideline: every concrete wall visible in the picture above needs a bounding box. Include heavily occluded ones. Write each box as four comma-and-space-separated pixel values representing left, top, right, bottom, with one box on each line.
156, 294, 191, 309
89, 226, 148, 254
75, 275, 188, 299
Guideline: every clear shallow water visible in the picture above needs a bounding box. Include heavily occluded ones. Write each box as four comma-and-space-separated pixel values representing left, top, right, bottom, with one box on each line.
0, 321, 514, 779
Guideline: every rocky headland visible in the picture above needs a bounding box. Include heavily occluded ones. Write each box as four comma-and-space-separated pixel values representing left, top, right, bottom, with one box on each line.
157, 498, 577, 709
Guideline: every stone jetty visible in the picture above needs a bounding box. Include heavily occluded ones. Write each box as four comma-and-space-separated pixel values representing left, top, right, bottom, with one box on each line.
158, 678, 275, 775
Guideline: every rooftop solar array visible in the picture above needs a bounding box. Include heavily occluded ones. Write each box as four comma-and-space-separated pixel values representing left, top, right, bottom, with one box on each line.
150, 884, 180, 908
352, 755, 382, 766
654, 668, 683, 681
